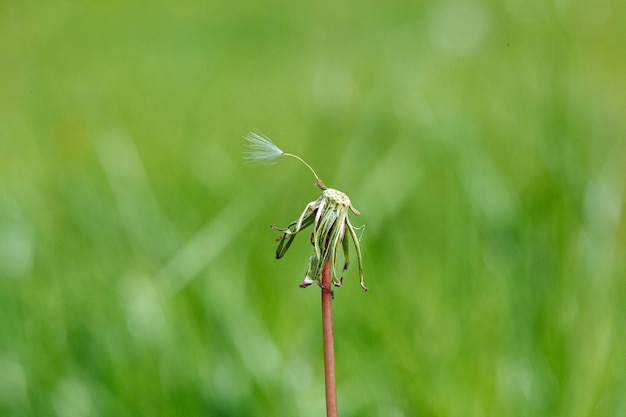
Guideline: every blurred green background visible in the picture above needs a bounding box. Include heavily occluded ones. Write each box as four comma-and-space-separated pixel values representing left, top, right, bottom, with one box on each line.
1, 0, 625, 416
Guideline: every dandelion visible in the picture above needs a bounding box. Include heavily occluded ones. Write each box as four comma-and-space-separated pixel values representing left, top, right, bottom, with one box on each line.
243, 131, 367, 291
244, 130, 366, 417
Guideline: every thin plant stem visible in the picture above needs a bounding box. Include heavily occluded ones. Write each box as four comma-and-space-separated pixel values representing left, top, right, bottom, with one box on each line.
321, 257, 338, 417
283, 152, 320, 181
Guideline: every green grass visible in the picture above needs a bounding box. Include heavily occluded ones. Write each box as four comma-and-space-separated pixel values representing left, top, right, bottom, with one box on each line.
1, 1, 625, 416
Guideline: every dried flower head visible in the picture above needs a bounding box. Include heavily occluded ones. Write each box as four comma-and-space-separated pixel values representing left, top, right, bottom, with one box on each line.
243, 131, 367, 291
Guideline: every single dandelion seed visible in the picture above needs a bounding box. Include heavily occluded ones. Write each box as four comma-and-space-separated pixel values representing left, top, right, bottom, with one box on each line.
243, 131, 326, 189
243, 131, 367, 291
243, 132, 285, 164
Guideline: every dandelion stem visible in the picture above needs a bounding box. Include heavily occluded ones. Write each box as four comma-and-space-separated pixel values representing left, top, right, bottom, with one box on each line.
321, 257, 338, 417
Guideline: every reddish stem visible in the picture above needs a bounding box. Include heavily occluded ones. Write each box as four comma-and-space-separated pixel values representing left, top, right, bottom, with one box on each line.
321, 257, 338, 417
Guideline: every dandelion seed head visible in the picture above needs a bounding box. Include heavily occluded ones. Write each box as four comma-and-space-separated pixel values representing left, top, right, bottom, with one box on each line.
323, 188, 351, 207
243, 132, 284, 164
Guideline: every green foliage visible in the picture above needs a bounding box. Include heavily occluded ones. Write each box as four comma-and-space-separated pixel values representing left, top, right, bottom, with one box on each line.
1, 1, 625, 416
